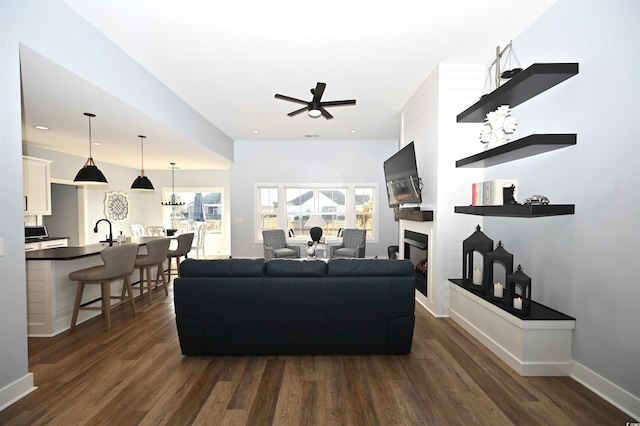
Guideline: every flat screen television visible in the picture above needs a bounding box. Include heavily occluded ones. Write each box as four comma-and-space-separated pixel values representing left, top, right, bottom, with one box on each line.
383, 142, 422, 207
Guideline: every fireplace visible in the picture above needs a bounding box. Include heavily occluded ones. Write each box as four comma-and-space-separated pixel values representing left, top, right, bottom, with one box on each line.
404, 230, 428, 297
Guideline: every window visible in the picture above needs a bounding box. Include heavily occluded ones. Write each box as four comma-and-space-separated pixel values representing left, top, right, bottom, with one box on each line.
162, 188, 224, 235
258, 186, 278, 232
285, 187, 347, 237
355, 186, 374, 237
256, 183, 377, 242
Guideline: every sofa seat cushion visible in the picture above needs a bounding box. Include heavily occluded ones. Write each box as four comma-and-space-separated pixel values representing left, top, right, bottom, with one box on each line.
272, 248, 298, 258
333, 248, 359, 258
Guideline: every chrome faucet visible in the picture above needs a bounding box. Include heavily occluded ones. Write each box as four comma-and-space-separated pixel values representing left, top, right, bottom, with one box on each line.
94, 218, 113, 246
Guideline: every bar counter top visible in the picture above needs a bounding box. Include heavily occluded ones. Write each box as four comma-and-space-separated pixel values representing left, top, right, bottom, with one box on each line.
26, 236, 168, 261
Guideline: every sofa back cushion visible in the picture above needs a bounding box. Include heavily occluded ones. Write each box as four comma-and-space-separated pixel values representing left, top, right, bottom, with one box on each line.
180, 258, 265, 277
265, 259, 327, 276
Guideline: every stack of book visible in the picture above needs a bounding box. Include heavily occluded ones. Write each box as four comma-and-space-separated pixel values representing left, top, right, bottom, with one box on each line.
471, 179, 518, 206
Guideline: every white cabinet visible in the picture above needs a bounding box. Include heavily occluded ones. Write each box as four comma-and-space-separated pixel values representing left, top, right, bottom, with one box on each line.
41, 239, 68, 249
25, 239, 68, 252
25, 242, 40, 252
23, 156, 52, 215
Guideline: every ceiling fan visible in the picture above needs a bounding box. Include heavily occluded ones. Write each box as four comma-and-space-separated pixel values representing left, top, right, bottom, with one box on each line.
275, 82, 356, 119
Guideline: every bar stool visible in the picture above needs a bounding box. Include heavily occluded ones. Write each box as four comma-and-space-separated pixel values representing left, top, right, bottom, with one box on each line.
69, 243, 139, 331
167, 232, 194, 281
131, 237, 171, 305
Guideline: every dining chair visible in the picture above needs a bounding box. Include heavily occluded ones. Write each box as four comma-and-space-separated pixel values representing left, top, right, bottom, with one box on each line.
130, 224, 145, 237
191, 222, 207, 259
146, 225, 166, 236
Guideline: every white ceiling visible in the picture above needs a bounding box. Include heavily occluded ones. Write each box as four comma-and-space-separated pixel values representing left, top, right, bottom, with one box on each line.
20, 0, 557, 170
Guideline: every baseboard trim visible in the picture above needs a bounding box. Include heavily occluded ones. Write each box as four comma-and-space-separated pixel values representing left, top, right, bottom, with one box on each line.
571, 361, 639, 420
415, 295, 447, 318
0, 373, 36, 412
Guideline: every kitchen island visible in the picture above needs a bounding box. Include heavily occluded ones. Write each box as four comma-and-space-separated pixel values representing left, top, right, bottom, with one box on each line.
25, 237, 169, 336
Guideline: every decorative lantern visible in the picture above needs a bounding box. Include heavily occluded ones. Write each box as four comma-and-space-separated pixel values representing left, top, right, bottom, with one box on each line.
506, 264, 532, 315
462, 225, 494, 290
483, 241, 513, 301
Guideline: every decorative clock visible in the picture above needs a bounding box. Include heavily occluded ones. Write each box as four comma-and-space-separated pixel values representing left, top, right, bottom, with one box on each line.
104, 191, 129, 222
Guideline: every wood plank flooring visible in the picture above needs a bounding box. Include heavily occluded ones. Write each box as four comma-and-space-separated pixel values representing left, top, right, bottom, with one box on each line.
0, 282, 632, 425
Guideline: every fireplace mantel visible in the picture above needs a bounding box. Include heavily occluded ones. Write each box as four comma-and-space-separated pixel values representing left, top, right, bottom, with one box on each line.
394, 209, 434, 222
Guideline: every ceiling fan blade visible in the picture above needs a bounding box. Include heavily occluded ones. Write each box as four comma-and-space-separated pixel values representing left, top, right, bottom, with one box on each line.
275, 94, 308, 105
320, 107, 333, 120
312, 82, 326, 103
320, 99, 357, 107
288, 106, 309, 117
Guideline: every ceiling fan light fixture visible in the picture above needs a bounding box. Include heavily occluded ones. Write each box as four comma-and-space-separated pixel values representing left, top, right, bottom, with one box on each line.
308, 100, 322, 118
131, 135, 154, 191
308, 108, 322, 118
74, 112, 108, 185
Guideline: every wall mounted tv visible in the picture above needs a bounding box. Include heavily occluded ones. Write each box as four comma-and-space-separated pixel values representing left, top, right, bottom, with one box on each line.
383, 142, 422, 208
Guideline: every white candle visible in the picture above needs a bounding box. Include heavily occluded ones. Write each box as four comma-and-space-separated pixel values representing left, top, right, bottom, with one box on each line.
493, 282, 503, 298
513, 297, 522, 310
472, 268, 483, 285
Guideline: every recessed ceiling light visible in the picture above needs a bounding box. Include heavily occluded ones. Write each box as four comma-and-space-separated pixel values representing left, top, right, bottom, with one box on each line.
252, 129, 260, 134
91, 142, 102, 146
34, 125, 49, 130
350, 129, 358, 134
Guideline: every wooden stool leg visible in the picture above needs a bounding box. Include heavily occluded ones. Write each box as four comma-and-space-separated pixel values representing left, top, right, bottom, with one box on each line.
102, 281, 111, 330
70, 281, 85, 330
139, 266, 146, 298
146, 266, 153, 305
124, 275, 137, 316
157, 263, 168, 296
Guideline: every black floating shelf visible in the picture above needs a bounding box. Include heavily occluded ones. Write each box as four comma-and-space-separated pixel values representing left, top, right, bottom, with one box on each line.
454, 204, 575, 217
455, 134, 576, 168
457, 63, 579, 123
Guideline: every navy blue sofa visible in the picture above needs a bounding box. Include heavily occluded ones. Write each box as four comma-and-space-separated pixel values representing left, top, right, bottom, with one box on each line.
174, 258, 416, 355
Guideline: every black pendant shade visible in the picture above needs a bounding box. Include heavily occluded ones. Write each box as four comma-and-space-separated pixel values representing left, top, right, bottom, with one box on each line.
131, 175, 154, 190
131, 135, 154, 191
74, 160, 108, 184
74, 112, 108, 185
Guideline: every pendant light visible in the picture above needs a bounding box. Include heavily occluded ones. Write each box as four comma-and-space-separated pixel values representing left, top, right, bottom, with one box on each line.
161, 162, 184, 206
74, 112, 108, 184
131, 135, 154, 191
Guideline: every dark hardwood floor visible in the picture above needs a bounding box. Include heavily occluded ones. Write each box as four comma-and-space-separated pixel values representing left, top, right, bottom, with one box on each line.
0, 282, 632, 425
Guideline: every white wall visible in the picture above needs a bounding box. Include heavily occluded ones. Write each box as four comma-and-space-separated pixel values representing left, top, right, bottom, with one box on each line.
401, 0, 639, 416
402, 64, 485, 316
0, 0, 232, 409
402, 0, 639, 416
481, 0, 639, 413
230, 139, 399, 258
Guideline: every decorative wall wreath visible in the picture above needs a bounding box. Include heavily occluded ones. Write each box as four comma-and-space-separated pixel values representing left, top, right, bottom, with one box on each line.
104, 191, 129, 222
